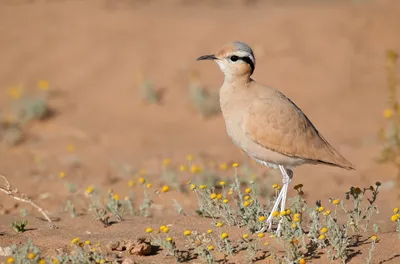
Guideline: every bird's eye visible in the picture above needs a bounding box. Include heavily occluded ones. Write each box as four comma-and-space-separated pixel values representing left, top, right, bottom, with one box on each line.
230, 55, 239, 62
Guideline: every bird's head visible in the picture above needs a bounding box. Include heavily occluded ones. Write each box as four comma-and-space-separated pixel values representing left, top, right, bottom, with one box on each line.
197, 41, 256, 81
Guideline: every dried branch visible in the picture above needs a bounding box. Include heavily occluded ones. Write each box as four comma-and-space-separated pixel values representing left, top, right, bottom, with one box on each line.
0, 175, 57, 229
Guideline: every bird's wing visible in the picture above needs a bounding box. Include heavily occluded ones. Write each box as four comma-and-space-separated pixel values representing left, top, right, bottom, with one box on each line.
241, 92, 354, 170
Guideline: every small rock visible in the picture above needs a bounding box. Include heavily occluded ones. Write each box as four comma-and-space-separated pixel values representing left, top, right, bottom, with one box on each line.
129, 238, 151, 256
122, 257, 137, 264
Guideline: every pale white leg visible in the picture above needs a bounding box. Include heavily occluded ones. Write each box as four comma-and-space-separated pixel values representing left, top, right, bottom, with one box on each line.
258, 165, 292, 235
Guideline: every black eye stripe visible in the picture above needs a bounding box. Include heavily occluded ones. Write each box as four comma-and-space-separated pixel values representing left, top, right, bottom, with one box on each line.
238, 56, 255, 74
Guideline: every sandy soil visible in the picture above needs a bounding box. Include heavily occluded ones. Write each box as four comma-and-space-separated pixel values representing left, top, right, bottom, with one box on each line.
1, 0, 400, 263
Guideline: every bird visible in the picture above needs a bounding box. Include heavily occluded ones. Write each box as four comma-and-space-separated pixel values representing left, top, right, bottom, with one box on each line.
196, 41, 355, 235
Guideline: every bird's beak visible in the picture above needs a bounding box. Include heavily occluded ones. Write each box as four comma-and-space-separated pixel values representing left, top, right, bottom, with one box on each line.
196, 54, 217, 61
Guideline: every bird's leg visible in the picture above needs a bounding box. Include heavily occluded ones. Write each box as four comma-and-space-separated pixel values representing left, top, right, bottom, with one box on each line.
275, 166, 292, 236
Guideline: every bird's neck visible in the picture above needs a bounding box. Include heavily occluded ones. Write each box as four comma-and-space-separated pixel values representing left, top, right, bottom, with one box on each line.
223, 74, 252, 86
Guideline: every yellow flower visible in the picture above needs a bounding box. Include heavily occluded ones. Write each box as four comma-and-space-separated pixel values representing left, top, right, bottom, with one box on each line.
161, 226, 169, 233
245, 188, 252, 194
166, 237, 173, 242
183, 230, 192, 236
317, 206, 325, 212
232, 163, 240, 168
320, 227, 328, 234
272, 184, 278, 189
280, 211, 287, 217
220, 181, 226, 186
52, 259, 59, 264
128, 180, 135, 187
39, 260, 46, 264
146, 183, 152, 188
222, 199, 229, 204
186, 154, 194, 161
243, 201, 251, 207
370, 235, 378, 241
7, 257, 15, 264
216, 222, 224, 227
394, 207, 399, 214
199, 184, 207, 189
145, 227, 153, 233
113, 194, 120, 201
27, 253, 36, 259
38, 80, 49, 90
59, 171, 66, 178
8, 86, 23, 99
291, 223, 297, 228
216, 194, 223, 200
332, 199, 340, 205
220, 233, 229, 239
293, 213, 301, 218
99, 260, 105, 264
220, 163, 228, 170
258, 216, 266, 222
384, 108, 394, 118
66, 144, 75, 152
190, 164, 203, 174
162, 158, 171, 166
285, 209, 291, 215
318, 234, 325, 240
207, 245, 214, 251
179, 165, 187, 171
139, 177, 146, 184
85, 185, 94, 194
293, 217, 300, 222
264, 241, 269, 246
71, 237, 80, 245
242, 233, 249, 239
299, 258, 306, 264
391, 214, 399, 222
85, 240, 91, 245
161, 185, 170, 193
270, 234, 276, 238
323, 210, 331, 216
207, 229, 213, 234
190, 184, 197, 190
272, 211, 279, 217
210, 193, 217, 199
257, 233, 265, 238
228, 189, 233, 195
244, 195, 250, 200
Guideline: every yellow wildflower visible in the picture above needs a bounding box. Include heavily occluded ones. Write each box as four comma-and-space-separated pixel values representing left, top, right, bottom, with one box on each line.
320, 227, 328, 234
242, 233, 249, 239
243, 201, 251, 207
258, 216, 266, 222
394, 207, 399, 214
370, 235, 378, 241
179, 165, 187, 171
285, 209, 291, 215
190, 164, 203, 174
317, 206, 325, 212
216, 222, 224, 227
39, 260, 46, 264
220, 163, 228, 170
220, 233, 229, 239
59, 171, 66, 178
257, 233, 265, 238
139, 177, 146, 184
323, 210, 331, 216
216, 193, 223, 200
161, 185, 170, 193
183, 230, 192, 236
27, 253, 36, 259
264, 241, 269, 246
220, 181, 226, 186
85, 240, 91, 245
272, 211, 279, 217
71, 237, 80, 245
162, 158, 171, 166
145, 227, 153, 233
207, 245, 214, 251
52, 259, 59, 264
391, 214, 399, 222
161, 226, 169, 233
128, 180, 135, 187
113, 194, 120, 201
245, 188, 252, 194
99, 260, 105, 264
299, 259, 306, 264
384, 108, 394, 118
232, 163, 240, 168
8, 86, 22, 99
332, 199, 340, 205
291, 223, 297, 228
318, 234, 325, 240
207, 229, 213, 234
280, 211, 287, 217
190, 184, 197, 190
146, 183, 152, 188
228, 189, 233, 195
66, 144, 75, 152
244, 195, 250, 200
38, 80, 49, 90
199, 184, 207, 189
7, 257, 15, 264
222, 199, 229, 204
210, 193, 217, 199
166, 237, 173, 242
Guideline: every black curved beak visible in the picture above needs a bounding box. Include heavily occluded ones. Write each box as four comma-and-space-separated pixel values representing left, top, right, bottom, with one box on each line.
196, 54, 217, 61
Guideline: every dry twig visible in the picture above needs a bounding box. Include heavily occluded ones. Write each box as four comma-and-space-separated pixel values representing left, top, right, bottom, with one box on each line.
0, 175, 57, 229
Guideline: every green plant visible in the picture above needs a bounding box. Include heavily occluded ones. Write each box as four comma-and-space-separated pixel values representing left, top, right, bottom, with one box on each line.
11, 220, 28, 233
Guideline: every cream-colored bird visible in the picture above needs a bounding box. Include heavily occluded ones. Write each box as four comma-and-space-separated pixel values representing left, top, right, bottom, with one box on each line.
197, 41, 355, 234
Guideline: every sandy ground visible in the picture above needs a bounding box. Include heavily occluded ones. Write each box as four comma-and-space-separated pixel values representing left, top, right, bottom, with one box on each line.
1, 0, 400, 263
